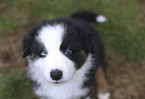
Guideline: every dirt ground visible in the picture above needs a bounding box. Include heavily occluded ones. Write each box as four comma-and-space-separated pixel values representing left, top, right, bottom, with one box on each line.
107, 54, 145, 99
0, 35, 145, 99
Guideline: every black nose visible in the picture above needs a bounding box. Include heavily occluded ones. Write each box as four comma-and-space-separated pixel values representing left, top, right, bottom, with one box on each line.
50, 69, 63, 81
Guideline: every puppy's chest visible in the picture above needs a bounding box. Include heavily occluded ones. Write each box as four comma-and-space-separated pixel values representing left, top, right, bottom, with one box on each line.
35, 81, 90, 99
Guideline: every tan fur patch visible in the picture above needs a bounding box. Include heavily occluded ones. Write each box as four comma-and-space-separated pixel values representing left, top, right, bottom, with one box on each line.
80, 50, 88, 61
95, 66, 108, 94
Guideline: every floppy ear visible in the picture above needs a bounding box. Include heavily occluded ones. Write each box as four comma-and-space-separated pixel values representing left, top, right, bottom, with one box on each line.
82, 33, 95, 53
22, 35, 33, 58
82, 32, 104, 56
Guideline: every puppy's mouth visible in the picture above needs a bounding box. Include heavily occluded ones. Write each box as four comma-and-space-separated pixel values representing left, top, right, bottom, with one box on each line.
51, 81, 65, 86
53, 81, 61, 84
50, 76, 74, 86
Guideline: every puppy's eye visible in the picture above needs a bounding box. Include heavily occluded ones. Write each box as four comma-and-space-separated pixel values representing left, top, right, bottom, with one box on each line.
39, 50, 48, 57
65, 48, 72, 55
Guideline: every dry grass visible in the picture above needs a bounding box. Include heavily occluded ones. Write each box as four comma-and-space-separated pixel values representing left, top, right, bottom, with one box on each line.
0, 36, 26, 70
107, 53, 145, 99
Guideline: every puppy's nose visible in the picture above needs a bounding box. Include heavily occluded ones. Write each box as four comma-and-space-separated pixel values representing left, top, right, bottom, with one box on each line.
50, 69, 63, 81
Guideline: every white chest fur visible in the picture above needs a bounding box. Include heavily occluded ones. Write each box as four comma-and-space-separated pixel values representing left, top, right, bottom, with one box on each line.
35, 80, 89, 99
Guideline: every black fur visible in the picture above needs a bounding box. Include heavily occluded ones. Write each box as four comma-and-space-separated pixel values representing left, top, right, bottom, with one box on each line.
22, 25, 41, 57
70, 12, 98, 22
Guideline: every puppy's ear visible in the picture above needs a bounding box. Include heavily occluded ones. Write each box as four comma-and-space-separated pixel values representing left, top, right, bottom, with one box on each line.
22, 35, 33, 58
82, 32, 104, 55
82, 33, 95, 53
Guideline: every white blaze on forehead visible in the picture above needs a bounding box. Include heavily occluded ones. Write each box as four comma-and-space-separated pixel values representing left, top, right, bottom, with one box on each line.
37, 24, 65, 51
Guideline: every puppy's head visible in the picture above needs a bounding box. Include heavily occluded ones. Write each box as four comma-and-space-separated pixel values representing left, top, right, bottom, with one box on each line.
22, 20, 95, 85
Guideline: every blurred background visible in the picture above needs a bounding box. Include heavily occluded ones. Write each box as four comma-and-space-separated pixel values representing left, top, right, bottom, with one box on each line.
0, 0, 145, 99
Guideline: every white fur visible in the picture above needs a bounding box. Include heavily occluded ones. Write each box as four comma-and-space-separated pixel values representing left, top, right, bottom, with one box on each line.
27, 24, 94, 99
96, 15, 107, 23
97, 92, 110, 99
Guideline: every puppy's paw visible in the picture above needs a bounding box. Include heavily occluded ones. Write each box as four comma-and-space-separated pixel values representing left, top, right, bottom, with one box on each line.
97, 92, 110, 99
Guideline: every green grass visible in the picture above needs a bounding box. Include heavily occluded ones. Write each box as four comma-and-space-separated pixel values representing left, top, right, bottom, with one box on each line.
0, 70, 37, 99
95, 0, 145, 61
0, 0, 145, 98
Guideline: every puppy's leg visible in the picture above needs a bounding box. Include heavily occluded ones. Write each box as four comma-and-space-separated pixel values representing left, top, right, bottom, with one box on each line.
95, 66, 110, 99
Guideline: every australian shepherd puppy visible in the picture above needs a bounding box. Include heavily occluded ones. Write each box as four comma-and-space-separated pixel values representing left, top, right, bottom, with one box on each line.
22, 12, 110, 99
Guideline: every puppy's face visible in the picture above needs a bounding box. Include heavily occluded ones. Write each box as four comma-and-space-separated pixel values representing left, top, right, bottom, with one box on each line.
23, 23, 89, 84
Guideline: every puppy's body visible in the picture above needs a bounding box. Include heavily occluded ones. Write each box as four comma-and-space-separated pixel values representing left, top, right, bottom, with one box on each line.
23, 12, 109, 99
